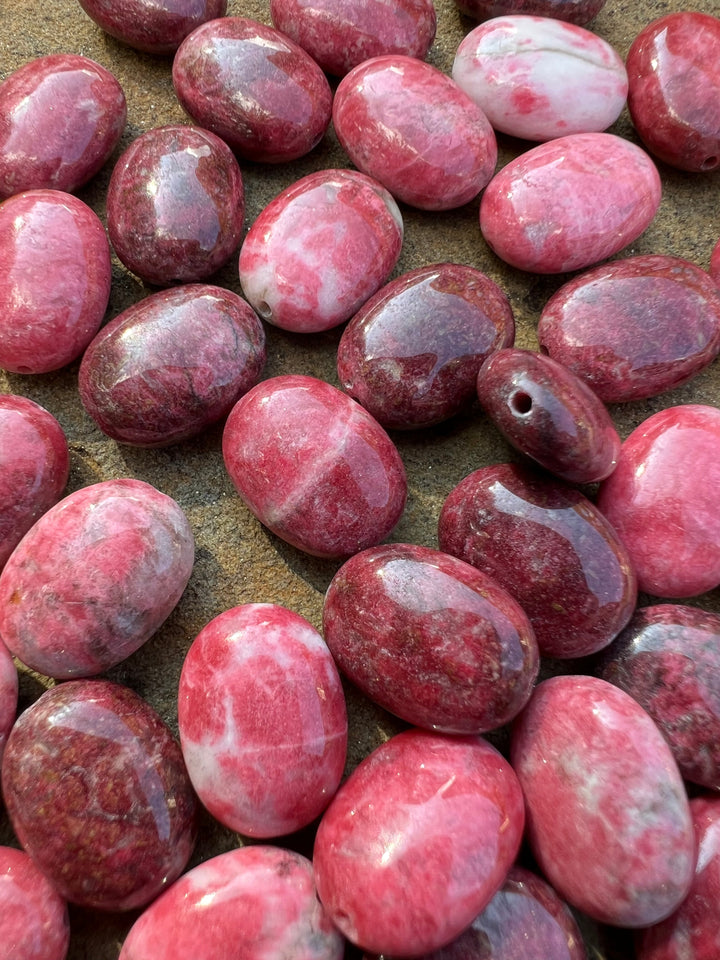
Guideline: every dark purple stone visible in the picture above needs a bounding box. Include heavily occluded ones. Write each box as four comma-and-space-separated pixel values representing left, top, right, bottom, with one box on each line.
454, 0, 606, 26
78, 0, 228, 55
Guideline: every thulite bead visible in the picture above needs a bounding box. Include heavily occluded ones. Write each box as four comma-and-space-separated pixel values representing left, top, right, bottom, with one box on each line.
452, 16, 627, 142
0, 54, 126, 198
438, 463, 637, 659
455, 0, 607, 26
0, 846, 70, 960
333, 55, 497, 210
222, 375, 407, 558
0, 640, 17, 766
479, 132, 661, 273
626, 12, 720, 173
78, 0, 227, 55
314, 728, 525, 956
118, 846, 344, 960
511, 675, 695, 928
1, 679, 198, 911
596, 405, 720, 598
178, 603, 347, 838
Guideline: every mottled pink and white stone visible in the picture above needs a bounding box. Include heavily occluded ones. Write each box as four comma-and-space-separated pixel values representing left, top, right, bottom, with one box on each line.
178, 603, 347, 838
0, 639, 17, 766
0, 846, 70, 960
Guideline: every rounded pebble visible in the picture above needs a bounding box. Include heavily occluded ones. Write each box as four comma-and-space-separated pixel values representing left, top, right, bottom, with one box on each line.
78, 0, 228, 54
455, 0, 607, 26
0, 640, 17, 767
0, 845, 70, 960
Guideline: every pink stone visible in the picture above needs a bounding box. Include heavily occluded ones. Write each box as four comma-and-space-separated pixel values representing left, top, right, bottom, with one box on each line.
239, 169, 402, 333
119, 846, 344, 960
222, 375, 407, 558
596, 405, 720, 598
511, 674, 695, 928
626, 12, 720, 173
452, 16, 627, 142
455, 0, 607, 27
479, 132, 661, 273
0, 478, 194, 678
0, 190, 112, 373
78, 0, 227, 54
333, 55, 498, 210
711, 237, 720, 284
1, 679, 198, 911
0, 640, 17, 766
0, 395, 69, 568
270, 0, 437, 77
0, 846, 70, 960
0, 54, 126, 198
178, 603, 347, 838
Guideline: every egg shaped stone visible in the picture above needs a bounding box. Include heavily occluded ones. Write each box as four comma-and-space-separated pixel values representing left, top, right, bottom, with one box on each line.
78, 0, 228, 55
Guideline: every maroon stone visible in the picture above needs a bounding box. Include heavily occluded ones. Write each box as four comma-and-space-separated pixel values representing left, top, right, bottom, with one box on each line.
0, 846, 70, 960
314, 729, 525, 956
79, 284, 265, 447
172, 17, 332, 163
0, 189, 111, 373
0, 54, 126, 198
0, 640, 17, 767
476, 348, 620, 483
438, 463, 637, 659
455, 0, 606, 26
78, 0, 227, 54
711, 237, 720, 285
511, 675, 695, 928
1, 679, 198, 911
599, 604, 720, 791
107, 125, 244, 287
337, 263, 515, 429
626, 12, 720, 173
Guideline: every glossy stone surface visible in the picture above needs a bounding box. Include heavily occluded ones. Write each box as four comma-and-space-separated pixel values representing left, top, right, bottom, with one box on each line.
476, 348, 620, 483
0, 478, 194, 678
0, 54, 126, 198
452, 16, 627, 142
599, 604, 720, 791
0, 640, 17, 767
107, 125, 244, 286
511, 674, 695, 928
337, 263, 514, 429
538, 254, 720, 403
178, 603, 347, 838
597, 404, 720, 598
222, 375, 406, 558
438, 463, 637, 659
479, 132, 661, 273
314, 728, 525, 956
172, 17, 332, 163
455, 0, 606, 26
239, 169, 403, 333
0, 189, 111, 373
1, 679, 198, 911
79, 0, 227, 54
0, 395, 69, 568
79, 285, 265, 447
270, 0, 437, 76
333, 55, 497, 210
119, 846, 344, 960
626, 12, 720, 173
0, 845, 70, 960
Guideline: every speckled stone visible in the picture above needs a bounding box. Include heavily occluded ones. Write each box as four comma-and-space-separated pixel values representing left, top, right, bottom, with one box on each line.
455, 0, 607, 26
78, 0, 227, 54
0, 845, 70, 960
0, 640, 17, 767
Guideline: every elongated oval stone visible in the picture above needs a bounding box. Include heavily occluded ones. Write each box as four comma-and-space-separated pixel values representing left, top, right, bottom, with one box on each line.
78, 0, 227, 55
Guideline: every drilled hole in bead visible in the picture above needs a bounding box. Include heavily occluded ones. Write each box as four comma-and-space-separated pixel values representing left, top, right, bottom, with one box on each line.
510, 391, 533, 414
256, 300, 273, 321
700, 155, 719, 171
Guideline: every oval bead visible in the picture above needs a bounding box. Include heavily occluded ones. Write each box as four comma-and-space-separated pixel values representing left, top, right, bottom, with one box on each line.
597, 404, 720, 598
172, 17, 332, 163
314, 729, 525, 956
222, 375, 407, 559
0, 54, 126, 198
239, 169, 403, 333
455, 0, 607, 26
0, 846, 70, 960
337, 262, 515, 429
0, 640, 17, 767
78, 0, 227, 54
452, 16, 627, 142
333, 55, 498, 210
511, 675, 695, 927
79, 284, 265, 447
323, 543, 539, 734
438, 462, 637, 659
479, 132, 661, 273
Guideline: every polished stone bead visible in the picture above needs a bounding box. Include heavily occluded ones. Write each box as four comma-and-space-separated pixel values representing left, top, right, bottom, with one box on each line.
627, 12, 720, 173
455, 0, 607, 26
452, 16, 627, 142
337, 263, 514, 429
178, 603, 347, 838
0, 640, 17, 767
438, 462, 637, 659
78, 0, 227, 54
479, 133, 661, 273
597, 404, 720, 598
1, 679, 198, 911
0, 190, 111, 373
333, 55, 497, 210
314, 728, 525, 956
0, 54, 126, 198
0, 846, 70, 960
511, 675, 695, 928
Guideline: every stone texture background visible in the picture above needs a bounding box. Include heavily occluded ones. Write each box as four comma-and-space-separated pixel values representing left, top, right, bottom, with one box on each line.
0, 0, 718, 957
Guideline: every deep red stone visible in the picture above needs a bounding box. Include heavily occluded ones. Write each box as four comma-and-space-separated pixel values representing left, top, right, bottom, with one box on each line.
1, 679, 198, 911
0, 640, 17, 767
0, 846, 70, 960
78, 0, 227, 54
455, 0, 607, 26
